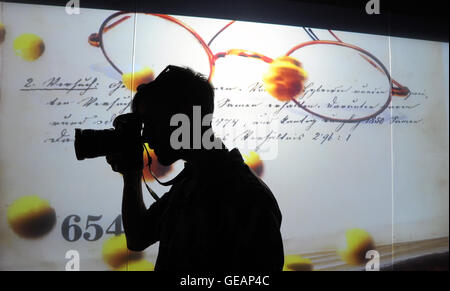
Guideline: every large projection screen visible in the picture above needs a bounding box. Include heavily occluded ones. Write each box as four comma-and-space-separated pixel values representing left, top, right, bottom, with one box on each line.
0, 2, 448, 270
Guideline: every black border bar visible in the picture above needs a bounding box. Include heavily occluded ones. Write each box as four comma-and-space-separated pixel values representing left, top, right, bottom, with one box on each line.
1, 0, 448, 42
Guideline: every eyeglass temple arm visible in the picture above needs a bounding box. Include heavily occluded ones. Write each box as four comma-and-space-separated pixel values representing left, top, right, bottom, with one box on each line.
207, 21, 235, 47
328, 30, 410, 98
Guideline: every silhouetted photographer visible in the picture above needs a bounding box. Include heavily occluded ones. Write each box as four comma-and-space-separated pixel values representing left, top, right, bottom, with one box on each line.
76, 65, 284, 271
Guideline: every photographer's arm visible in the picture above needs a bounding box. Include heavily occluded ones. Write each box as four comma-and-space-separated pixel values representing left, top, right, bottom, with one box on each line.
121, 171, 147, 251
121, 171, 169, 251
105, 113, 167, 251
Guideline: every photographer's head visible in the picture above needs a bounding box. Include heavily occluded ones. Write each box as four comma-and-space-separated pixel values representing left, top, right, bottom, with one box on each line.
132, 65, 216, 166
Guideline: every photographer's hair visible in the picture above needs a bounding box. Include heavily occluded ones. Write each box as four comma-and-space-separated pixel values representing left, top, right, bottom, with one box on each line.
132, 65, 214, 123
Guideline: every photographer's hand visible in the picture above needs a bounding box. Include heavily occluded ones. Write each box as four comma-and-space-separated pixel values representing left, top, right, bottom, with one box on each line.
106, 113, 144, 174
106, 147, 143, 174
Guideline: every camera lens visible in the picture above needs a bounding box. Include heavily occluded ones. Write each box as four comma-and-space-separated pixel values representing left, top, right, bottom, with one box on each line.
74, 128, 120, 160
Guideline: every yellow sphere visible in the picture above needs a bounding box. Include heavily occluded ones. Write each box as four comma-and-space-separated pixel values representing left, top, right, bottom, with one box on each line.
242, 151, 264, 177
13, 33, 45, 61
102, 234, 143, 268
122, 66, 155, 92
114, 259, 155, 271
338, 228, 376, 265
283, 254, 313, 271
263, 56, 307, 102
0, 22, 5, 44
7, 195, 56, 239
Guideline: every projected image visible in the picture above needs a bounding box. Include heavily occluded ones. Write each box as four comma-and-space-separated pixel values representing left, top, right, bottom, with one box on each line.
0, 2, 448, 271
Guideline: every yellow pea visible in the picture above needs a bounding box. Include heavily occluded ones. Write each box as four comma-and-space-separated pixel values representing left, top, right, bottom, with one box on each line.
122, 66, 155, 92
263, 56, 307, 102
242, 151, 264, 177
114, 259, 155, 271
13, 33, 45, 61
0, 22, 5, 44
7, 195, 56, 239
102, 234, 143, 268
283, 254, 313, 271
337, 228, 376, 265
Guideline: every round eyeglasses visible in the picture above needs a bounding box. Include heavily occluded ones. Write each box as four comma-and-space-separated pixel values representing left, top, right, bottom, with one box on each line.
88, 12, 410, 123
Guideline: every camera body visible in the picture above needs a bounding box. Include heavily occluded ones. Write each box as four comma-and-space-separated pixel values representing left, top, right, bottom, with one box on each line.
74, 113, 142, 161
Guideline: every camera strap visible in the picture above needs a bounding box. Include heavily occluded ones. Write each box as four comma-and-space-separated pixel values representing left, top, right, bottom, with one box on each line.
142, 177, 160, 201
142, 143, 188, 201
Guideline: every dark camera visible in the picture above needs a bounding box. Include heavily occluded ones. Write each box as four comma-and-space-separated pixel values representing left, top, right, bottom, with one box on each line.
74, 113, 142, 161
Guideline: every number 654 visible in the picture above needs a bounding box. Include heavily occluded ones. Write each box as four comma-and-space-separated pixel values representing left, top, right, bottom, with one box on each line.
61, 214, 124, 242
